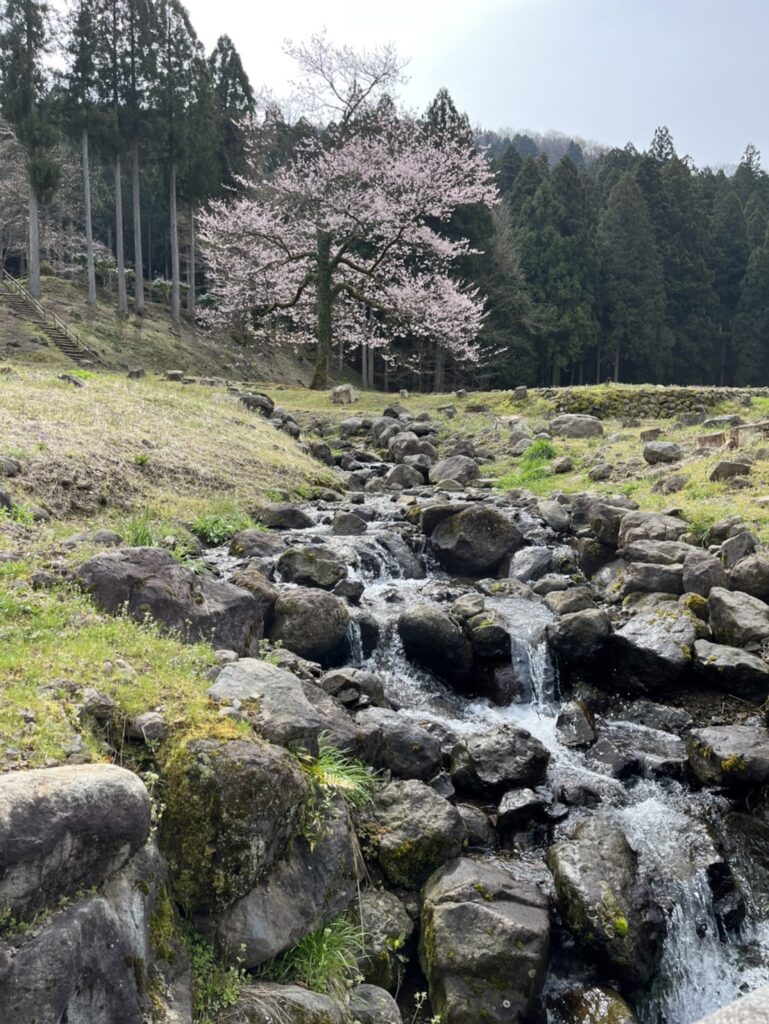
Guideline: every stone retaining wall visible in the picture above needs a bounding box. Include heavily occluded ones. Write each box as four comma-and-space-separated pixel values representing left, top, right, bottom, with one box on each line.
540, 386, 769, 421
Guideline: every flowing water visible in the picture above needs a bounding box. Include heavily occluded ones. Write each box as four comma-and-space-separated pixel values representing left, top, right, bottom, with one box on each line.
210, 497, 769, 1022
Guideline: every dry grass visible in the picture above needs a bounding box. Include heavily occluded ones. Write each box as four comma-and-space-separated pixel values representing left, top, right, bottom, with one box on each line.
0, 367, 336, 526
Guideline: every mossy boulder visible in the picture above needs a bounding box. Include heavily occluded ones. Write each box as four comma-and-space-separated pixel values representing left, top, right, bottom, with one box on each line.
546, 819, 665, 988
687, 725, 769, 788
276, 547, 347, 590
269, 587, 350, 664
365, 780, 464, 888
555, 986, 638, 1023
420, 857, 550, 1024
357, 888, 415, 991
429, 505, 522, 576
159, 737, 307, 913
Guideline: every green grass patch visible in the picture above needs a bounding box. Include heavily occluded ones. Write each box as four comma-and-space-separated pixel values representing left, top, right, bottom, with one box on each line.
256, 915, 364, 999
190, 505, 253, 546
495, 437, 557, 490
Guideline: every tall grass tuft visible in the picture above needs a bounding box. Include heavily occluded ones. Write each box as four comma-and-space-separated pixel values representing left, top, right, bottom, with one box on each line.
256, 916, 365, 999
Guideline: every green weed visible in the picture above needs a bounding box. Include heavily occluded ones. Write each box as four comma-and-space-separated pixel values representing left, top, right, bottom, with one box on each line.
256, 915, 364, 999
190, 507, 253, 546
188, 932, 247, 1024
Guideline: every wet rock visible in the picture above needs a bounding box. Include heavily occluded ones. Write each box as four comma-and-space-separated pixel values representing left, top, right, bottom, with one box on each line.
356, 707, 442, 780
385, 464, 423, 489
430, 505, 522, 575
537, 498, 571, 532
77, 547, 267, 654
377, 532, 426, 578
366, 780, 464, 887
429, 455, 479, 485
319, 667, 387, 708
228, 983, 346, 1023
643, 441, 682, 465
587, 737, 638, 779
607, 605, 697, 693
544, 588, 596, 615
452, 592, 485, 619
159, 738, 307, 912
358, 888, 415, 990
556, 701, 597, 748
255, 503, 314, 529
692, 988, 769, 1024
397, 603, 473, 682
556, 987, 638, 1023
618, 699, 694, 735
578, 538, 618, 576
687, 725, 769, 788
350, 984, 402, 1024
728, 553, 769, 600
708, 587, 769, 648
457, 803, 495, 847
212, 800, 360, 967
550, 414, 604, 438
547, 609, 612, 665
693, 639, 769, 703
682, 549, 729, 597
269, 587, 350, 664
547, 819, 664, 986
417, 501, 471, 534
496, 787, 549, 828
450, 725, 550, 798
277, 546, 347, 590
0, 765, 150, 920
510, 545, 553, 582
229, 528, 287, 560
466, 612, 511, 660
420, 857, 550, 1024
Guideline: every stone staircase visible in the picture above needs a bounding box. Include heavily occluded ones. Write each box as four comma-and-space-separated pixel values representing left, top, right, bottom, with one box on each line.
0, 271, 100, 366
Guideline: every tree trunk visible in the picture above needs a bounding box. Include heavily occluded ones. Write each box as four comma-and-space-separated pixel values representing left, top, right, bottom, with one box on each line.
433, 348, 445, 393
82, 129, 96, 314
613, 345, 620, 382
28, 182, 40, 300
368, 344, 374, 391
361, 341, 368, 388
114, 154, 127, 316
132, 139, 144, 316
311, 230, 332, 390
187, 204, 195, 317
552, 362, 561, 387
595, 338, 601, 384
147, 209, 151, 284
169, 162, 180, 325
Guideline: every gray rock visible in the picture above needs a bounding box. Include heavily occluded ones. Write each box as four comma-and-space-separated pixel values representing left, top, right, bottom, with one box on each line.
420, 857, 550, 1024
496, 787, 548, 828
550, 414, 604, 438
621, 539, 694, 565
547, 818, 664, 986
456, 803, 494, 847
430, 505, 522, 575
618, 511, 688, 547
687, 726, 769, 788
385, 464, 423, 489
709, 587, 769, 648
61, 528, 123, 548
358, 889, 414, 990
608, 605, 697, 692
693, 988, 769, 1024
450, 726, 550, 798
683, 549, 729, 597
552, 455, 574, 473
543, 588, 596, 615
319, 667, 387, 708
376, 532, 426, 579
397, 604, 473, 682
277, 546, 347, 591
350, 985, 402, 1024
643, 441, 682, 465
269, 587, 350, 663
720, 531, 757, 569
367, 780, 464, 887
429, 455, 480, 485
77, 547, 267, 654
559, 987, 639, 1024
547, 608, 611, 664
356, 707, 442, 780
309, 440, 336, 466
256, 503, 314, 529
556, 701, 597, 748
229, 528, 286, 560
617, 562, 683, 597
510, 545, 552, 582
159, 738, 307, 912
729, 554, 769, 600
693, 639, 769, 703
125, 711, 168, 742
212, 800, 360, 967
228, 982, 346, 1023
710, 461, 751, 482
537, 499, 571, 532
0, 765, 150, 920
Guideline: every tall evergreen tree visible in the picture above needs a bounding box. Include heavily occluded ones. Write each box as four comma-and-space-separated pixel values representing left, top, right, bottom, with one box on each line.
496, 142, 522, 194
208, 34, 254, 189
744, 192, 768, 249
733, 224, 769, 385
710, 189, 750, 383
0, 0, 59, 299
598, 173, 667, 381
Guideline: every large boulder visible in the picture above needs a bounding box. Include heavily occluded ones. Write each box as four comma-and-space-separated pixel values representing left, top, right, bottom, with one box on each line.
397, 604, 473, 682
428, 455, 479, 485
276, 547, 347, 590
687, 726, 769, 788
350, 985, 402, 1024
420, 857, 550, 1024
77, 547, 267, 654
693, 639, 769, 703
450, 726, 550, 798
729, 554, 769, 600
616, 562, 683, 597
385, 463, 423, 489
229, 528, 287, 560
0, 765, 150, 920
356, 707, 442, 780
693, 989, 769, 1024
617, 511, 689, 548
556, 988, 638, 1023
607, 605, 698, 693
550, 414, 604, 438
212, 800, 360, 967
159, 738, 307, 912
269, 587, 350, 664
547, 819, 664, 987
255, 503, 314, 529
366, 780, 464, 887
709, 587, 769, 648
547, 608, 611, 666
430, 505, 522, 575
683, 549, 729, 597
643, 441, 682, 465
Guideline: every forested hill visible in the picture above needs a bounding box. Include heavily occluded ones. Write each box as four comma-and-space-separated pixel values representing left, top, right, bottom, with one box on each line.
0, 0, 768, 392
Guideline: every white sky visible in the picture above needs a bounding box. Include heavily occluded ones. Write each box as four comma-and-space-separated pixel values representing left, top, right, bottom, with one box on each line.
185, 0, 769, 169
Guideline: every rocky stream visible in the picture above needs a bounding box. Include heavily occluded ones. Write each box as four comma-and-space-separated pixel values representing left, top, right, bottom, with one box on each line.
3, 401, 769, 1024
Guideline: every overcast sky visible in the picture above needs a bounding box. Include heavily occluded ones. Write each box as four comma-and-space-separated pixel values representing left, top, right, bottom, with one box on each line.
185, 0, 768, 169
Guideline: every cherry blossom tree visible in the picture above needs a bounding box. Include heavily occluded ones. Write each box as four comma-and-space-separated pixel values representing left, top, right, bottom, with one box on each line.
200, 109, 497, 388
